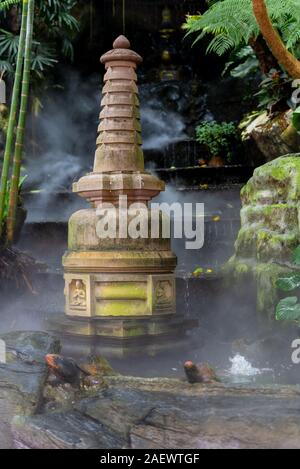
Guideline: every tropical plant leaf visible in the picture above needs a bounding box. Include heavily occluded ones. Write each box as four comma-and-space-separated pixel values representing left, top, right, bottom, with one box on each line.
292, 107, 300, 132
61, 37, 74, 61
0, 29, 20, 59
0, 0, 79, 83
31, 42, 57, 71
276, 274, 300, 292
0, 59, 13, 75
276, 296, 300, 322
293, 245, 300, 265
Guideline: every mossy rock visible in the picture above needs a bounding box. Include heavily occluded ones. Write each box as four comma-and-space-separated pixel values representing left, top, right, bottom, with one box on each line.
226, 154, 300, 316
241, 154, 300, 205
225, 257, 293, 317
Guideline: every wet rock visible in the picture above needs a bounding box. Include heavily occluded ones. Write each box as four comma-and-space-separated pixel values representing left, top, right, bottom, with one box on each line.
11, 375, 300, 449
108, 377, 300, 449
0, 331, 60, 449
226, 154, 300, 314
75, 388, 159, 440
12, 412, 125, 449
43, 382, 77, 413
242, 111, 300, 163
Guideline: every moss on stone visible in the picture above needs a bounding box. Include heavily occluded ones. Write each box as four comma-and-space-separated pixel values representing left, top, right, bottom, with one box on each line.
225, 154, 300, 316
254, 263, 291, 317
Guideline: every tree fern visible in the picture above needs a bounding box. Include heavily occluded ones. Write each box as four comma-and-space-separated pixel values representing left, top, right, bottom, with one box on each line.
184, 0, 300, 56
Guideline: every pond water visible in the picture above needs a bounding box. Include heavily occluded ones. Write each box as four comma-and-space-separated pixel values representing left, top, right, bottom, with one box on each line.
0, 261, 299, 388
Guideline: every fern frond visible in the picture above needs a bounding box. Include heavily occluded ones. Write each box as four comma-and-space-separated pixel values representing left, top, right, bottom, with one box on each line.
0, 0, 21, 11
184, 0, 300, 56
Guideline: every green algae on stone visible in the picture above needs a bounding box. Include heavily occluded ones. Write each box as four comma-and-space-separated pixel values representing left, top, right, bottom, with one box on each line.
226, 154, 300, 315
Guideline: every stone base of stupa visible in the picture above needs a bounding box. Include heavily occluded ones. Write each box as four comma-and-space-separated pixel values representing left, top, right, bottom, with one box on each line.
60, 248, 191, 346
47, 312, 197, 357
63, 250, 177, 319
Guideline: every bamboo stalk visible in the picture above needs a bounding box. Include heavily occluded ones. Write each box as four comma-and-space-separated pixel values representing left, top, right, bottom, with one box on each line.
0, 0, 28, 241
6, 0, 34, 244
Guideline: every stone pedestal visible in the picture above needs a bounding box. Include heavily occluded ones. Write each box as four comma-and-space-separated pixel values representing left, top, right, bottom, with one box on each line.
59, 36, 189, 343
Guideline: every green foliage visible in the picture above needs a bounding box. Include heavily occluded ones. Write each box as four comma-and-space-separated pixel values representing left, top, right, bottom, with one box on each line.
276, 274, 300, 292
0, 0, 79, 81
255, 69, 293, 112
195, 120, 237, 161
193, 267, 204, 277
0, 28, 20, 56
0, 0, 21, 10
292, 106, 300, 132
276, 297, 300, 322
275, 245, 300, 324
293, 245, 300, 264
223, 46, 259, 78
183, 0, 300, 57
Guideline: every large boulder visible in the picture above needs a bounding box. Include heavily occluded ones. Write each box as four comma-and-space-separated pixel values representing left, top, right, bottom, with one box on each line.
226, 154, 300, 314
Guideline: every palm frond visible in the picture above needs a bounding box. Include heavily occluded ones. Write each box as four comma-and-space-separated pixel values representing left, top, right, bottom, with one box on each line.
0, 59, 13, 75
0, 29, 20, 59
31, 42, 57, 71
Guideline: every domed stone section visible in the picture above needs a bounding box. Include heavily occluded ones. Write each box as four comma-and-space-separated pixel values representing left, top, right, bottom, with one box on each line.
226, 154, 300, 313
61, 37, 182, 342
113, 35, 131, 49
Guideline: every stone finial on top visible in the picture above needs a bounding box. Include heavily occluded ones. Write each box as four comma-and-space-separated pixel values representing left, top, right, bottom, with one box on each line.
100, 35, 142, 65
113, 35, 130, 49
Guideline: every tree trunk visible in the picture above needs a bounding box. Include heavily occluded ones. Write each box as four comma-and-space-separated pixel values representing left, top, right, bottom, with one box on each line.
9, 5, 20, 33
252, 0, 300, 79
0, 0, 28, 242
249, 35, 278, 75
6, 0, 34, 244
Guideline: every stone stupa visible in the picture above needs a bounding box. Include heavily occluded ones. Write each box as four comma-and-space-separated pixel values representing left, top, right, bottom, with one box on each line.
60, 36, 191, 345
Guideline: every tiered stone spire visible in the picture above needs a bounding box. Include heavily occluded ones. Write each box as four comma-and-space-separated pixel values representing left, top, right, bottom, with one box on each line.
96, 35, 143, 172
73, 35, 164, 205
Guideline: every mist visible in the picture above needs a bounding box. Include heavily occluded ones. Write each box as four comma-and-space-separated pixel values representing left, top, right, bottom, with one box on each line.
4, 70, 297, 386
